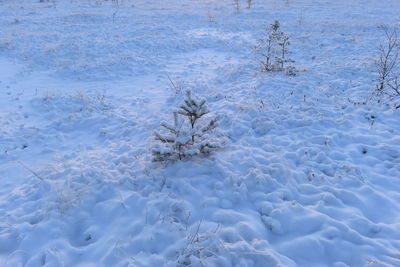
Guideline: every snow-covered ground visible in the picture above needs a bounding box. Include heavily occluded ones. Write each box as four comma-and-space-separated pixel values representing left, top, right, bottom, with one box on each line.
1, 0, 400, 266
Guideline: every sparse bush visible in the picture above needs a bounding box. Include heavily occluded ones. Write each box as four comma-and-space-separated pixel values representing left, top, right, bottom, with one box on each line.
152, 91, 223, 162
233, 0, 240, 13
167, 74, 185, 95
177, 220, 221, 266
255, 20, 296, 75
374, 25, 400, 108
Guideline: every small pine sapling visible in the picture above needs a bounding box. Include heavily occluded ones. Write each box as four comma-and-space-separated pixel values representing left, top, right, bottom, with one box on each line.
179, 91, 220, 154
153, 91, 223, 163
255, 20, 296, 75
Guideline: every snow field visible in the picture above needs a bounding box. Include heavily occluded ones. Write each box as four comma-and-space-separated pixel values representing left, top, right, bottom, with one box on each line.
1, 0, 400, 266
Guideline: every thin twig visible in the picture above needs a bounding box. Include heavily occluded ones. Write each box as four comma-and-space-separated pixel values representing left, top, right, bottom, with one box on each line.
167, 74, 177, 91
112, 1, 120, 24
16, 161, 45, 181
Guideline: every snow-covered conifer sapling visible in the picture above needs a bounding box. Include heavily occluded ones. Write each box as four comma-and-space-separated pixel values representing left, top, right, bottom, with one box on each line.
153, 91, 223, 162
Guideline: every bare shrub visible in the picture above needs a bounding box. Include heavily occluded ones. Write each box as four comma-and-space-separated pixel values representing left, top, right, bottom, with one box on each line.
374, 26, 400, 108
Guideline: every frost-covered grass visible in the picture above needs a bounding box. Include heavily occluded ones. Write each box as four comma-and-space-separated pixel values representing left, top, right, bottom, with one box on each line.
0, 0, 400, 266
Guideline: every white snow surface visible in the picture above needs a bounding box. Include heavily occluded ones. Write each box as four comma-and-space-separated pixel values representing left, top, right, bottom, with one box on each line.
1, 0, 400, 266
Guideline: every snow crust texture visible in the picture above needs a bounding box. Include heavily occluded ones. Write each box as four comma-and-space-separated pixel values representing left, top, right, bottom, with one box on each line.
0, 0, 399, 266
